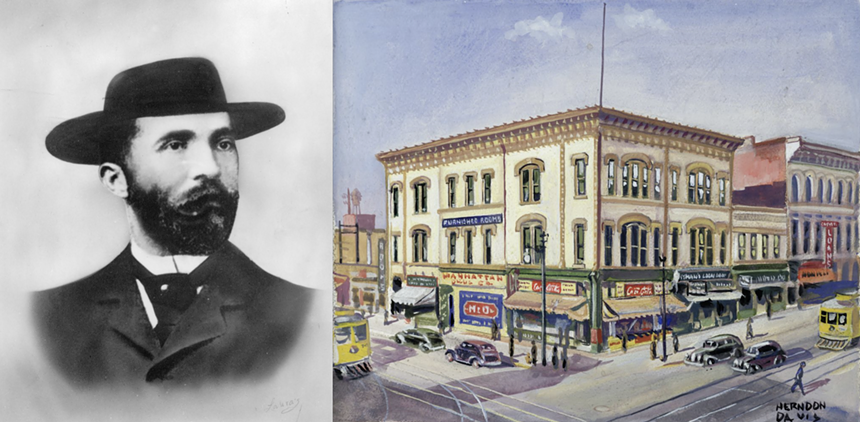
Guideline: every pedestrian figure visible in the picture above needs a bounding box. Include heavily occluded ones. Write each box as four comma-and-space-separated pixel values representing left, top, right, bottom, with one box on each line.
672, 331, 679, 354
746, 317, 754, 340
562, 351, 568, 371
384, 309, 389, 326
516, 316, 523, 342
791, 362, 806, 395
437, 321, 444, 336
650, 333, 657, 360
552, 344, 558, 369
766, 298, 773, 320
530, 341, 537, 367
491, 319, 499, 341
797, 295, 804, 311
621, 326, 628, 354
509, 334, 515, 359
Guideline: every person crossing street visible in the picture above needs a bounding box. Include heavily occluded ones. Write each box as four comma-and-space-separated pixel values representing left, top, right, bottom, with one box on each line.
791, 362, 806, 395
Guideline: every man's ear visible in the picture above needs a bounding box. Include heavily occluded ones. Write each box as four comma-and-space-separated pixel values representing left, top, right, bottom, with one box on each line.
99, 163, 129, 198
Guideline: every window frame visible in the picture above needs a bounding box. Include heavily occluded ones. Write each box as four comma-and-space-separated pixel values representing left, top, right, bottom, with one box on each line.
520, 165, 542, 204
465, 175, 475, 206
392, 186, 400, 217
575, 158, 587, 196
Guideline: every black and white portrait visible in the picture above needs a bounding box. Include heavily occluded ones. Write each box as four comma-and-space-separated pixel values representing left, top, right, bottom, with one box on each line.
0, 1, 332, 420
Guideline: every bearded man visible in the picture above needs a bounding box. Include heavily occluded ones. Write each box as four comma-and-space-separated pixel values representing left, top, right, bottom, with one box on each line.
31, 58, 314, 386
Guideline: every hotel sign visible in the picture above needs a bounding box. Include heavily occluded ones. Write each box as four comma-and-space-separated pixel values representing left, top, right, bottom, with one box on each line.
407, 275, 437, 288
442, 213, 503, 228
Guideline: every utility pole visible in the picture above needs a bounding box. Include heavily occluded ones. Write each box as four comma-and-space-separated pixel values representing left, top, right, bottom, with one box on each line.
659, 255, 668, 361
540, 232, 548, 366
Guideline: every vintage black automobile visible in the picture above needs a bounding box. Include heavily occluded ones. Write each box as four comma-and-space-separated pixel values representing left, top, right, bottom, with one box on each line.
393, 328, 446, 352
445, 340, 501, 368
731, 340, 787, 374
684, 334, 744, 367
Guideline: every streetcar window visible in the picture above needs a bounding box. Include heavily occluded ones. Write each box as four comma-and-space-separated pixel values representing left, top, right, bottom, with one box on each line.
335, 327, 351, 344
828, 312, 837, 323
838, 313, 847, 326
354, 324, 368, 341
820, 311, 827, 323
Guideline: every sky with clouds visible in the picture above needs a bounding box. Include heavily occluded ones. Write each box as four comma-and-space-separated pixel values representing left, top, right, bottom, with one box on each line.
334, 0, 860, 220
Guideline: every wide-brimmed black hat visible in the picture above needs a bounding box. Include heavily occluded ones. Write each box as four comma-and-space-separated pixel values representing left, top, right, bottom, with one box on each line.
46, 57, 285, 165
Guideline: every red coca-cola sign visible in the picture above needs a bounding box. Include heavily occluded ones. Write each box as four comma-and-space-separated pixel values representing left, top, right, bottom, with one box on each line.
625, 283, 653, 297
463, 301, 498, 318
531, 280, 561, 294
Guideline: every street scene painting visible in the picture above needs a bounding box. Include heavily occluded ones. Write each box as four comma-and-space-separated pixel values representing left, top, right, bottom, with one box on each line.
333, 1, 859, 421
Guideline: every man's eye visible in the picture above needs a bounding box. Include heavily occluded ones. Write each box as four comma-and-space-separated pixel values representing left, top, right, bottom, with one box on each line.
164, 140, 187, 151
217, 139, 236, 151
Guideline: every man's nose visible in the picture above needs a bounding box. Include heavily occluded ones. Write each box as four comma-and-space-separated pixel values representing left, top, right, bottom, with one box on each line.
187, 142, 221, 179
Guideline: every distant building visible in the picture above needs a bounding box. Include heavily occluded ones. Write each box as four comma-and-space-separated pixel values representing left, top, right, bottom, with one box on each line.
333, 214, 386, 313
377, 106, 745, 352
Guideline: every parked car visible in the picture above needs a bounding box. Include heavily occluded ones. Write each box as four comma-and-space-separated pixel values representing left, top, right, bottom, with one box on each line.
684, 334, 744, 367
393, 328, 446, 352
445, 340, 501, 368
731, 340, 787, 374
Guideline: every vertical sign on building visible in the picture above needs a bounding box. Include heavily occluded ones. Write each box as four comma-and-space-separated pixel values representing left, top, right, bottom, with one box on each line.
377, 238, 386, 294
822, 221, 838, 269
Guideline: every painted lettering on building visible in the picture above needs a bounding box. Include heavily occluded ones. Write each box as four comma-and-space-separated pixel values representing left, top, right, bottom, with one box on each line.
624, 283, 654, 297
442, 272, 504, 287
462, 301, 498, 318
458, 291, 503, 327
518, 280, 578, 295
442, 213, 503, 228
822, 220, 838, 269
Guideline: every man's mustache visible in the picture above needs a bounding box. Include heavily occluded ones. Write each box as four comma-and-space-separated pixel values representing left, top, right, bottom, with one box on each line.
176, 180, 237, 211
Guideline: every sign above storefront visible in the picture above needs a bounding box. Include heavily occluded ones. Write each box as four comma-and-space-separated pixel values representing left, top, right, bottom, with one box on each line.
407, 275, 437, 287
676, 269, 731, 281
442, 272, 504, 287
688, 281, 707, 296
625, 283, 654, 297
442, 213, 503, 228
518, 280, 578, 295
708, 279, 734, 291
459, 291, 503, 327
738, 271, 789, 288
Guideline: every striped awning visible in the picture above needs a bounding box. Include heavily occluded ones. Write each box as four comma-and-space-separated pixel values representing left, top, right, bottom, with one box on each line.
505, 292, 589, 321
603, 295, 688, 321
391, 286, 436, 307
685, 291, 743, 303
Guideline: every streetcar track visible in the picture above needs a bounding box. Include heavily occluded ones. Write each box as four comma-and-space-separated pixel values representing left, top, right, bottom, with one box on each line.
399, 361, 588, 422
370, 373, 391, 422
388, 362, 487, 421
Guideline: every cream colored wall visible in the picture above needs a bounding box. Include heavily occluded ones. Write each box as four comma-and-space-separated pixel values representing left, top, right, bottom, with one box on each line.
564, 137, 598, 269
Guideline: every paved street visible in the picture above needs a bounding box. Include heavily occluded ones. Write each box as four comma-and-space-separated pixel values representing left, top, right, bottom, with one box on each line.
334, 304, 859, 422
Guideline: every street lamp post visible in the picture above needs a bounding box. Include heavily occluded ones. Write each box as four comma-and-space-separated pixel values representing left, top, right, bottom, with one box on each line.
659, 255, 668, 362
524, 232, 549, 366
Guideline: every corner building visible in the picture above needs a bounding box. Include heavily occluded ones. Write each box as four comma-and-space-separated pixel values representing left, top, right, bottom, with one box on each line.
377, 106, 745, 352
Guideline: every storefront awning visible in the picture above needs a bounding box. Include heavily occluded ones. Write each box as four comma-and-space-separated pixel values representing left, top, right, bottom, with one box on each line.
603, 295, 688, 321
505, 292, 588, 321
685, 290, 743, 302
391, 286, 436, 307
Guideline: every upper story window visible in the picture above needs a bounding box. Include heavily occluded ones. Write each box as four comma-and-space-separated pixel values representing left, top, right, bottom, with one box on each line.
847, 182, 853, 204
818, 179, 824, 203
718, 178, 726, 206
607, 159, 616, 195
690, 227, 713, 266
604, 225, 613, 266
653, 167, 662, 200
520, 165, 541, 203
413, 182, 428, 213
838, 181, 844, 205
465, 175, 475, 206
827, 180, 833, 203
805, 176, 813, 202
391, 186, 400, 217
448, 232, 457, 263
750, 233, 758, 260
791, 219, 799, 256
791, 176, 799, 203
719, 231, 727, 264
774, 235, 780, 258
446, 177, 456, 208
653, 227, 661, 266
671, 227, 679, 266
620, 222, 647, 267
575, 158, 587, 196
671, 169, 679, 201
484, 229, 492, 264
522, 222, 544, 264
688, 169, 712, 205
574, 223, 585, 264
465, 229, 473, 264
412, 229, 428, 262
738, 233, 746, 260
392, 235, 399, 263
622, 160, 649, 199
483, 173, 492, 204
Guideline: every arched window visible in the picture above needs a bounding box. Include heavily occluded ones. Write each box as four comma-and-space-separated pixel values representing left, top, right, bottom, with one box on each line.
622, 160, 649, 199
848, 182, 854, 204
818, 179, 824, 203
689, 227, 713, 266
838, 181, 844, 205
520, 165, 542, 203
805, 176, 813, 202
391, 186, 400, 217
448, 231, 457, 263
791, 176, 799, 203
620, 222, 648, 267
827, 180, 833, 203
607, 159, 616, 195
687, 169, 712, 205
412, 229, 428, 262
522, 222, 544, 264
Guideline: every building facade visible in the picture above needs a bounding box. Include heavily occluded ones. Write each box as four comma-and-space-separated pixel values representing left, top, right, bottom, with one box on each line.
377, 106, 747, 352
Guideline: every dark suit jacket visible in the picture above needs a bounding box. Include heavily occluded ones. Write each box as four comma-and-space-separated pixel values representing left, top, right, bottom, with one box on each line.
32, 242, 313, 387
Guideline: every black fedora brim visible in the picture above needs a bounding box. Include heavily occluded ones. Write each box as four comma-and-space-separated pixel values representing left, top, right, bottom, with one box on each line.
46, 102, 284, 165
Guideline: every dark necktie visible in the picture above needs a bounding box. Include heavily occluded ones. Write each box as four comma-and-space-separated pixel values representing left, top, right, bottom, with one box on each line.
132, 259, 204, 345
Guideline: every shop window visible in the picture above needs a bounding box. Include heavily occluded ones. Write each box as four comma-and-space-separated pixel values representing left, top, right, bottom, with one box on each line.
391, 187, 399, 217
484, 229, 492, 264
413, 230, 428, 262
447, 177, 456, 208
791, 176, 799, 203
718, 178, 726, 206
653, 228, 661, 266
750, 234, 758, 260
607, 159, 616, 195
720, 231, 727, 264
465, 230, 473, 264
738, 233, 746, 260
465, 175, 475, 206
671, 228, 679, 266
448, 232, 457, 263
575, 158, 587, 196
521, 165, 541, 203
761, 234, 769, 259
483, 173, 492, 204
774, 235, 780, 258
392, 236, 399, 262
671, 169, 678, 201
621, 222, 647, 267
653, 167, 662, 200
575, 224, 586, 264
604, 225, 613, 266
414, 182, 428, 213
522, 223, 543, 264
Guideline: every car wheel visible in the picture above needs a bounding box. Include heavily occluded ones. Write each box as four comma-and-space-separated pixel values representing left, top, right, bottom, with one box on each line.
334, 368, 344, 380
706, 357, 716, 366
744, 366, 752, 375
775, 356, 784, 366
471, 359, 481, 369
395, 335, 404, 344
446, 352, 454, 362
419, 343, 429, 352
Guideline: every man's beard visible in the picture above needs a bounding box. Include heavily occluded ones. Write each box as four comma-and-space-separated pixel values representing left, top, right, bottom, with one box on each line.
126, 175, 239, 255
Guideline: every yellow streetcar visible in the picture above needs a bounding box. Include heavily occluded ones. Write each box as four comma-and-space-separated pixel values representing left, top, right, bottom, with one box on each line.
333, 308, 373, 380
816, 289, 860, 351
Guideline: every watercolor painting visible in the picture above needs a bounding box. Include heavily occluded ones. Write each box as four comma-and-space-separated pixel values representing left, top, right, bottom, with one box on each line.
334, 1, 860, 421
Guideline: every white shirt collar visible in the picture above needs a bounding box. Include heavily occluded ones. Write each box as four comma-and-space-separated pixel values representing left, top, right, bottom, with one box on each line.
130, 240, 208, 275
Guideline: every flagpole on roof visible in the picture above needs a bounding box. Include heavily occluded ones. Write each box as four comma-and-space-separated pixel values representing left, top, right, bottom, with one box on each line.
599, 2, 606, 109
